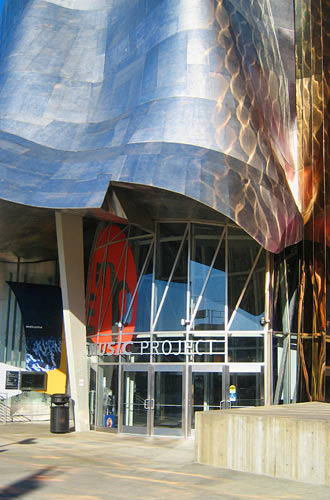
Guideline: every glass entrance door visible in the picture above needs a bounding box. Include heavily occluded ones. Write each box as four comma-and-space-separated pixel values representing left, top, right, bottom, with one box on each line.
191, 371, 223, 429
122, 366, 150, 434
121, 365, 184, 436
189, 365, 264, 435
189, 366, 225, 434
153, 366, 183, 436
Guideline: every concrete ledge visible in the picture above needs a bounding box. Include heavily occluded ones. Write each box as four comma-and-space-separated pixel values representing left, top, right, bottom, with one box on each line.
195, 402, 330, 485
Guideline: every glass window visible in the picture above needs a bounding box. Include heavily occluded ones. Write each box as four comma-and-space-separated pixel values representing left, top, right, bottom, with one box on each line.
273, 246, 299, 334
272, 333, 297, 404
86, 224, 153, 357
188, 334, 226, 363
228, 335, 264, 362
94, 364, 118, 429
230, 372, 264, 406
190, 224, 225, 330
87, 221, 267, 364
153, 223, 188, 331
228, 228, 265, 330
86, 224, 130, 342
154, 370, 182, 434
124, 237, 153, 333
192, 372, 222, 428
152, 333, 186, 362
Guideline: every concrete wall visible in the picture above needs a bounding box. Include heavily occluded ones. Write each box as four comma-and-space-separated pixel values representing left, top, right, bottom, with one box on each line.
195, 403, 330, 486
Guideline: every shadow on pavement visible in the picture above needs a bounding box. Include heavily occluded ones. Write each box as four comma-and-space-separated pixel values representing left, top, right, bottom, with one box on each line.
0, 437, 38, 448
16, 438, 38, 445
0, 467, 60, 499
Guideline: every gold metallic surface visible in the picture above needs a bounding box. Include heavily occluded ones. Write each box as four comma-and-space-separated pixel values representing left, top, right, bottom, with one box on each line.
295, 0, 329, 401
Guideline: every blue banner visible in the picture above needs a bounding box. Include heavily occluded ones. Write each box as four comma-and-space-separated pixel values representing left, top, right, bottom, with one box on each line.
7, 282, 63, 372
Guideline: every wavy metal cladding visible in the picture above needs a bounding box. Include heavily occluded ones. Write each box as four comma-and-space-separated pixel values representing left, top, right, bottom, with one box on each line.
0, 0, 302, 253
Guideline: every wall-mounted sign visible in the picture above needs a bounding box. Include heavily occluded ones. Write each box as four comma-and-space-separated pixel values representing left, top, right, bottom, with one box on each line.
88, 339, 226, 357
5, 370, 19, 390
20, 371, 47, 391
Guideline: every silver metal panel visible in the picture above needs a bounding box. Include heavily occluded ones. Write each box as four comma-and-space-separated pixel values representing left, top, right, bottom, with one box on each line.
0, 0, 302, 253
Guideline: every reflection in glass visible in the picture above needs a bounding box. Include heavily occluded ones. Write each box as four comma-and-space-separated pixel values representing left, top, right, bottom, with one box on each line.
122, 334, 151, 363
123, 371, 148, 429
230, 372, 263, 407
89, 366, 96, 428
192, 372, 222, 428
228, 228, 265, 330
273, 246, 299, 334
125, 237, 153, 333
152, 334, 186, 363
273, 333, 298, 404
228, 336, 264, 362
154, 371, 182, 434
154, 224, 187, 331
188, 335, 226, 363
190, 225, 225, 330
95, 365, 118, 429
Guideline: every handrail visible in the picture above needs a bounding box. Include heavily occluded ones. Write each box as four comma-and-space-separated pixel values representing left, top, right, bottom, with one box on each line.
0, 394, 33, 424
0, 397, 12, 423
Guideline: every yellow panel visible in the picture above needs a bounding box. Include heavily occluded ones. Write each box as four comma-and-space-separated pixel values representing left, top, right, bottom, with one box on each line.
45, 327, 67, 395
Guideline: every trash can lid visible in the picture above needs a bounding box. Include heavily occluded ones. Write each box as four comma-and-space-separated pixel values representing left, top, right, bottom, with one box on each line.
51, 394, 70, 404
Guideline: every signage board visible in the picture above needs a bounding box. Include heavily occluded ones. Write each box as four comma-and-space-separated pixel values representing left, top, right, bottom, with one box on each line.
5, 370, 19, 390
229, 384, 237, 402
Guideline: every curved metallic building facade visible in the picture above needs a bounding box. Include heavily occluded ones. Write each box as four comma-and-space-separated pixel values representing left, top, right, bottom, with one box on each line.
0, 0, 302, 253
0, 0, 329, 431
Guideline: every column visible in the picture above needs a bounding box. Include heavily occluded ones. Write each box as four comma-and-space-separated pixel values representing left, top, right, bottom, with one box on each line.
55, 211, 89, 432
264, 251, 273, 405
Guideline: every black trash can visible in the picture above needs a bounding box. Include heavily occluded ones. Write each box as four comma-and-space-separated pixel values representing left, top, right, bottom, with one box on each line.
50, 394, 70, 433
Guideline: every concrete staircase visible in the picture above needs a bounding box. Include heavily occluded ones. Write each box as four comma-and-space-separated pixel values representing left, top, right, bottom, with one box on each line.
0, 397, 31, 424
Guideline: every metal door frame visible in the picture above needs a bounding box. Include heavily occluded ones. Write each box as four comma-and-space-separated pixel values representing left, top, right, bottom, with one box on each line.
120, 364, 151, 435
187, 364, 229, 437
120, 364, 185, 436
152, 364, 185, 436
187, 363, 264, 436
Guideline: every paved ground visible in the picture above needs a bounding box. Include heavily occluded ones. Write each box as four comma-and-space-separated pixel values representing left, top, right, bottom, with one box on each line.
0, 422, 328, 500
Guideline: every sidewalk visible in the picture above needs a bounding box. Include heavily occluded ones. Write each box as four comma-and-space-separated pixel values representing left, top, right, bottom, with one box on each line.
0, 422, 328, 499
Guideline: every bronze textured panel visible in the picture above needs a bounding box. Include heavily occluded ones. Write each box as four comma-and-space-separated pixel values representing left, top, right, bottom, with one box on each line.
294, 0, 330, 401
213, 0, 301, 251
